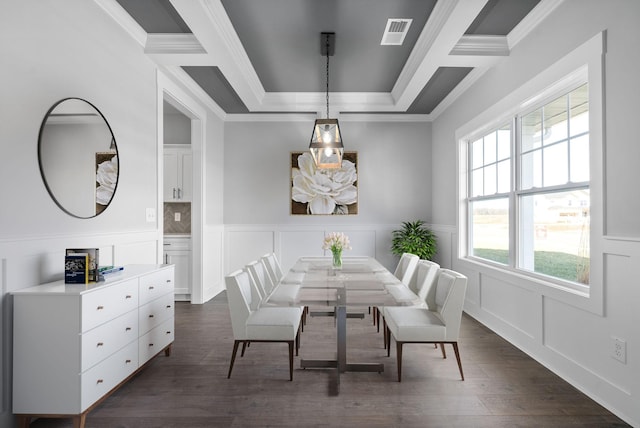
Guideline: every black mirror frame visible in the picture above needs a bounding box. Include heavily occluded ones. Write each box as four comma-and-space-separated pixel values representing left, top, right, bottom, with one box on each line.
37, 97, 119, 219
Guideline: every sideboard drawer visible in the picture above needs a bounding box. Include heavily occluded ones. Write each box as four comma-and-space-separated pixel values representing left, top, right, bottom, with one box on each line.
81, 279, 139, 332
81, 310, 138, 372
139, 317, 174, 364
139, 292, 174, 335
139, 270, 174, 305
80, 341, 138, 412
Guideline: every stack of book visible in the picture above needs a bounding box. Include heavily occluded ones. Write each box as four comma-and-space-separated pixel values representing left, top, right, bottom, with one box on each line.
98, 265, 124, 281
65, 248, 99, 284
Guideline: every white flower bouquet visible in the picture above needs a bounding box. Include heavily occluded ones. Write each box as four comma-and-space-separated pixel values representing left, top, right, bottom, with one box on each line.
322, 232, 351, 269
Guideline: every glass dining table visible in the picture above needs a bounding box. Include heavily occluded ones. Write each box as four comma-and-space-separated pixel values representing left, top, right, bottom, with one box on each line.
274, 256, 416, 391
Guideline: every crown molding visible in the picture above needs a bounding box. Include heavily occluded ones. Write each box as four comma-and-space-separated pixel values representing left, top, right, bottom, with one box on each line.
508, 0, 565, 49
428, 66, 488, 119
160, 66, 228, 120
260, 91, 397, 113
339, 113, 431, 123
450, 35, 509, 56
199, 0, 266, 106
224, 113, 317, 122
224, 112, 431, 123
93, 0, 147, 46
145, 34, 206, 54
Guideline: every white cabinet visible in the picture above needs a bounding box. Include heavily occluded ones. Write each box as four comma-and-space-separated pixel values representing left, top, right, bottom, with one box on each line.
164, 236, 191, 299
12, 264, 175, 428
163, 145, 192, 201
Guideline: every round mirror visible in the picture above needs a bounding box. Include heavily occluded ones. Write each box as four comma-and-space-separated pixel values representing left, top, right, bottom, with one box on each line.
38, 98, 119, 218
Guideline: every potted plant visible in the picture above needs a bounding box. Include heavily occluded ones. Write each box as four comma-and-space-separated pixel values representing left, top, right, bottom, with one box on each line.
391, 220, 437, 260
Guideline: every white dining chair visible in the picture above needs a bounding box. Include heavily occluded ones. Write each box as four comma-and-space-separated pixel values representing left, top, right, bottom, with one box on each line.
373, 253, 420, 330
382, 259, 440, 349
246, 260, 306, 331
384, 268, 468, 382
246, 260, 301, 307
225, 270, 302, 381
262, 252, 306, 285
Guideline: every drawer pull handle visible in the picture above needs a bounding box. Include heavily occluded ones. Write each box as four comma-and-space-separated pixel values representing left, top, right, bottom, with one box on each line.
149, 286, 155, 290
97, 305, 104, 310
126, 359, 132, 364
149, 343, 154, 347
97, 342, 104, 347
125, 295, 132, 299
166, 305, 172, 309
166, 331, 172, 335
148, 314, 154, 318
126, 327, 132, 331
166, 279, 171, 283
97, 379, 104, 384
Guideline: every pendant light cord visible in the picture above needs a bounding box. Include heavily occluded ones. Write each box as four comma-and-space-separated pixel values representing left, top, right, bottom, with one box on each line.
325, 34, 330, 119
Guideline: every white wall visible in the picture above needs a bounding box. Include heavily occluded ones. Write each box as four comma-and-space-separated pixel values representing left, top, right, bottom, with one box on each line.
223, 120, 433, 274
431, 1, 640, 425
0, 1, 163, 426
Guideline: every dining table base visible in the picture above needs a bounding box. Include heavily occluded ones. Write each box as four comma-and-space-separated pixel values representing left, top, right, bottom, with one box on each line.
300, 301, 384, 384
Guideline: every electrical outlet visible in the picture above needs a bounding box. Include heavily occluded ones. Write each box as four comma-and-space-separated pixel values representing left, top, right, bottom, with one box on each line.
611, 337, 626, 363
174, 212, 181, 222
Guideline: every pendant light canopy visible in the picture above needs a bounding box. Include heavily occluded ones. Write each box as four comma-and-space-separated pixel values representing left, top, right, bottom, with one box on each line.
310, 32, 343, 169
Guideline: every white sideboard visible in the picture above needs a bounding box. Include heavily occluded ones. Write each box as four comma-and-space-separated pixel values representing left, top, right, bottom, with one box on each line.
12, 264, 175, 428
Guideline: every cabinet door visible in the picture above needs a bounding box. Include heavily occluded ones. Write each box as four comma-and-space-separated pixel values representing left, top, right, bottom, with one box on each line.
163, 151, 179, 201
178, 152, 192, 201
165, 250, 191, 295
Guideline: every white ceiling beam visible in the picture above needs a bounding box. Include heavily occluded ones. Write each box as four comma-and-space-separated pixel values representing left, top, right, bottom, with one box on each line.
169, 0, 266, 109
392, 0, 489, 111
96, 0, 559, 121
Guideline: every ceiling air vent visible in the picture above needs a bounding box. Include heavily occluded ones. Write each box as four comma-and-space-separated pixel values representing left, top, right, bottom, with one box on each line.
380, 18, 412, 45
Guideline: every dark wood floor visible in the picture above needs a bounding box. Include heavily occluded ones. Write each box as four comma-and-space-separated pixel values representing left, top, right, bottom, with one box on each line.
31, 293, 629, 428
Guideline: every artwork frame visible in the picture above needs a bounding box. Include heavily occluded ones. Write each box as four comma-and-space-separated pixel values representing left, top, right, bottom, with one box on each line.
290, 151, 358, 215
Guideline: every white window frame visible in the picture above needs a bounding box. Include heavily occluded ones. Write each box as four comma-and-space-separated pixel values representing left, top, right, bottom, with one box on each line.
456, 32, 605, 315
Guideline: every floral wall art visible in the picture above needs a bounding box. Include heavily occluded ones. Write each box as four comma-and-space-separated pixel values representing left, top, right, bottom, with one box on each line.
95, 152, 118, 215
291, 151, 358, 215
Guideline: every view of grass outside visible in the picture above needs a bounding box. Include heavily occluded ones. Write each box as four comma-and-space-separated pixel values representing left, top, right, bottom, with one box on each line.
471, 190, 590, 284
473, 248, 589, 283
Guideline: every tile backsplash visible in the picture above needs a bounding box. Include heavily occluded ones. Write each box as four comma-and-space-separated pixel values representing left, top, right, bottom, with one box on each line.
164, 202, 191, 234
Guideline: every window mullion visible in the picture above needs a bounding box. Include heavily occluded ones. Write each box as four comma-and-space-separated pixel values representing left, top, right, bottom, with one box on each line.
511, 116, 518, 269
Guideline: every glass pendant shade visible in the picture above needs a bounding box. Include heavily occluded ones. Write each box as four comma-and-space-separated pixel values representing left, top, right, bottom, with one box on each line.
309, 118, 343, 169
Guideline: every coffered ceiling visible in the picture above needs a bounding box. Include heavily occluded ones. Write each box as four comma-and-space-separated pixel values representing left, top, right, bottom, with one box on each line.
99, 0, 558, 120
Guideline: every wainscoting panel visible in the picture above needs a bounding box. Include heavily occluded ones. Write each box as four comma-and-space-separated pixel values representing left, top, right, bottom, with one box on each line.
479, 273, 538, 340
279, 230, 324, 273
341, 229, 377, 258
226, 230, 275, 274
225, 224, 405, 279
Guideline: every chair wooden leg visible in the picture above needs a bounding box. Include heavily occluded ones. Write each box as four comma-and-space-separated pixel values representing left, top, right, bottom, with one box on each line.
295, 328, 300, 356
372, 307, 377, 325
383, 319, 388, 349
452, 342, 464, 381
228, 340, 241, 378
386, 326, 391, 357
288, 341, 294, 381
241, 341, 248, 357
440, 342, 447, 359
376, 309, 381, 332
396, 341, 403, 382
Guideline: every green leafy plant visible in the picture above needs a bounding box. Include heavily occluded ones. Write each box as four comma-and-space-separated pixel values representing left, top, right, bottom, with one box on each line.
391, 220, 437, 260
